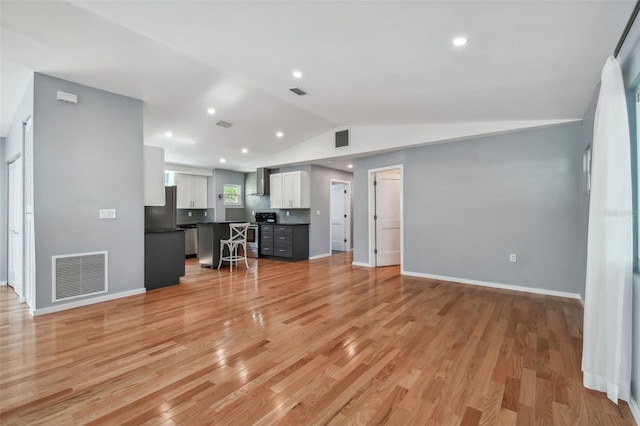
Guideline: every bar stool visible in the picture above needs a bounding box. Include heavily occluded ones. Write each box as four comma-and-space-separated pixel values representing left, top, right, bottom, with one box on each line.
218, 223, 250, 271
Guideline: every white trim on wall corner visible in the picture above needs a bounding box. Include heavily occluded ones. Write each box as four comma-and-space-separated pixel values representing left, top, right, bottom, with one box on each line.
0, 281, 6, 286
352, 262, 371, 267
309, 253, 331, 260
32, 288, 146, 316
630, 397, 640, 425
401, 270, 582, 301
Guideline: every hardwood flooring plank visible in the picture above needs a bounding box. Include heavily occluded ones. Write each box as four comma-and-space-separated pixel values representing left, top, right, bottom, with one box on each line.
0, 253, 633, 425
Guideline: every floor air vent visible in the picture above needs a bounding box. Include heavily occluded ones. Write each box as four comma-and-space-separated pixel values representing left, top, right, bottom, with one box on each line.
53, 251, 108, 302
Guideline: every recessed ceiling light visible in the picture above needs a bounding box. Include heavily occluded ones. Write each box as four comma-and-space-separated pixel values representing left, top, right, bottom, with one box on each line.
165, 131, 173, 137
207, 108, 216, 115
292, 70, 303, 79
452, 36, 469, 47
220, 158, 226, 163
276, 131, 284, 138
241, 148, 248, 154
348, 164, 353, 169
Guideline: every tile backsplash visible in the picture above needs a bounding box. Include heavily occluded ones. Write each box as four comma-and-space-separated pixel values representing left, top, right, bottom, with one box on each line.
241, 172, 310, 223
177, 209, 211, 224
244, 193, 309, 224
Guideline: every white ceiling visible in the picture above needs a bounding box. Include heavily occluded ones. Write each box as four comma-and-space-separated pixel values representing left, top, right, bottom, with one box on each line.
0, 0, 634, 172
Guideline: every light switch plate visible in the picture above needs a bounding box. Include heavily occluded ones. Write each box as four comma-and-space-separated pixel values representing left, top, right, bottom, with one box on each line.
99, 209, 116, 219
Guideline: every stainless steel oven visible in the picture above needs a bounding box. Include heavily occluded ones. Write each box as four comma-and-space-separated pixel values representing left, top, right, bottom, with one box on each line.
246, 224, 259, 258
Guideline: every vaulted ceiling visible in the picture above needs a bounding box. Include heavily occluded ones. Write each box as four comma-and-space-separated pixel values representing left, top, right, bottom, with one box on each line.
1, 1, 634, 171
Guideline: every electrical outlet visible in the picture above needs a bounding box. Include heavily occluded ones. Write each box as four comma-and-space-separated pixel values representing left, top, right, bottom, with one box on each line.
316, 210, 321, 216
99, 209, 116, 219
204, 211, 207, 216
252, 211, 255, 216
286, 211, 290, 216
509, 253, 517, 263
188, 211, 192, 217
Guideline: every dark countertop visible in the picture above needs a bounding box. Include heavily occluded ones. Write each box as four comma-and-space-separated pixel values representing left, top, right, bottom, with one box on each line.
178, 221, 245, 227
261, 223, 310, 226
145, 228, 184, 233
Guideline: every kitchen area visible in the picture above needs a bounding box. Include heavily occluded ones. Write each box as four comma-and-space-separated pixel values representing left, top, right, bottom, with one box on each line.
143, 153, 314, 291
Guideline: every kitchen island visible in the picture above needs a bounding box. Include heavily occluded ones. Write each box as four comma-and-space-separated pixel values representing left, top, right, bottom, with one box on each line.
197, 222, 237, 268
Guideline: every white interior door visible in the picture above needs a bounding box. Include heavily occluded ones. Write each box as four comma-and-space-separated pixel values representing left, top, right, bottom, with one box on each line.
331, 183, 347, 251
8, 156, 24, 300
374, 171, 401, 267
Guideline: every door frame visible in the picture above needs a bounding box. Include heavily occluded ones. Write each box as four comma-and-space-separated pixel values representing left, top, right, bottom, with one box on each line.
329, 179, 351, 254
7, 154, 24, 302
368, 164, 403, 268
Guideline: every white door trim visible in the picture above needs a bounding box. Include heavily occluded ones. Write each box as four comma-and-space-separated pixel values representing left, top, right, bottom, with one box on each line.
329, 179, 351, 255
8, 155, 24, 302
368, 164, 403, 269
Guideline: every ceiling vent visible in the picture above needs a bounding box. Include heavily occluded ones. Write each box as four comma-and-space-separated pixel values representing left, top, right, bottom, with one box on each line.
289, 87, 308, 96
216, 120, 232, 128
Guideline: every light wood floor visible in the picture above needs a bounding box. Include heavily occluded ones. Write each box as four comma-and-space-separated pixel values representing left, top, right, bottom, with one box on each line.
0, 253, 635, 425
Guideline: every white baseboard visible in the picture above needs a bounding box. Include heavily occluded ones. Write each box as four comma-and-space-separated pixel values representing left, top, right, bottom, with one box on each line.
630, 397, 640, 424
0, 281, 6, 286
33, 288, 146, 316
400, 270, 582, 301
352, 262, 371, 267
309, 253, 331, 260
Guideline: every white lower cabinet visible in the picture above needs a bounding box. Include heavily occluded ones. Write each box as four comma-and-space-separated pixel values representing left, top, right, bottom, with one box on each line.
270, 171, 310, 209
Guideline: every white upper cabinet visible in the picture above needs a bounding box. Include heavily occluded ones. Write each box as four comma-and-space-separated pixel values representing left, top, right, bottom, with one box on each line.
270, 173, 283, 209
270, 171, 310, 209
175, 173, 208, 209
190, 175, 208, 208
143, 146, 165, 206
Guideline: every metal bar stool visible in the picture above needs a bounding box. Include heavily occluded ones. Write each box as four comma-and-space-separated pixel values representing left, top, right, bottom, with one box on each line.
218, 223, 250, 271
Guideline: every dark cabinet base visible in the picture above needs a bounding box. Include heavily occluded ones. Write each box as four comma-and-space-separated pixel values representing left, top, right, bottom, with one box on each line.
145, 231, 185, 290
260, 224, 309, 261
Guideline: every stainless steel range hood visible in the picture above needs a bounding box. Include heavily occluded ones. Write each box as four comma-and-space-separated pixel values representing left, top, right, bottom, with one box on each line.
255, 168, 270, 195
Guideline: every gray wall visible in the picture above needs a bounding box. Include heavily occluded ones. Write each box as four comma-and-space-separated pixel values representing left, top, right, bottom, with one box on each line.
208, 169, 245, 221
0, 137, 6, 283
33, 74, 144, 310
309, 165, 353, 257
353, 123, 587, 297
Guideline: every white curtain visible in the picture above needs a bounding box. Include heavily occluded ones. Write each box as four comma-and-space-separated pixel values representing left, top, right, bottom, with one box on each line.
582, 56, 633, 404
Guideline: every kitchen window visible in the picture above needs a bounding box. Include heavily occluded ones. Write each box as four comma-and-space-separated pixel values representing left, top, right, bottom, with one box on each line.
223, 184, 242, 206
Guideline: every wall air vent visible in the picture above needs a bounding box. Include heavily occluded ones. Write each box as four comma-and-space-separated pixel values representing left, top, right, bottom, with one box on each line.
216, 120, 232, 128
289, 87, 308, 96
52, 251, 108, 302
335, 129, 349, 148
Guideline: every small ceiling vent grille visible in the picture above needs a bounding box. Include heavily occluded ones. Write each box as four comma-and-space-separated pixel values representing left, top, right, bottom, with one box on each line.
216, 120, 232, 128
289, 87, 308, 96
